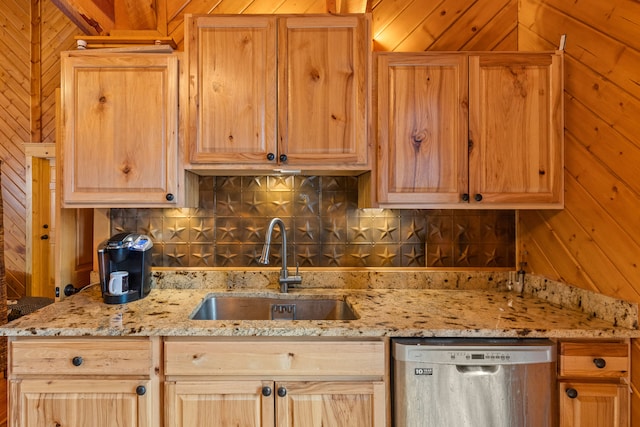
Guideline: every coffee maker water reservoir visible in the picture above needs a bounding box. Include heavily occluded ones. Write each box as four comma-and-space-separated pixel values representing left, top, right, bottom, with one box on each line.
97, 233, 153, 304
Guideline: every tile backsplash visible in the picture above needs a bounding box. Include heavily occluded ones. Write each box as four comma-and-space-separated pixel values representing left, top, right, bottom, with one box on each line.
110, 176, 515, 268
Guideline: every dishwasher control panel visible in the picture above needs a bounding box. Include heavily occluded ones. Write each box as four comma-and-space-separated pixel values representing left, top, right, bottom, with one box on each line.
394, 339, 556, 366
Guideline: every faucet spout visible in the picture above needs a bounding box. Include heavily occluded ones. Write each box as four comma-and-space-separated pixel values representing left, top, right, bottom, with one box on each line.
259, 218, 302, 293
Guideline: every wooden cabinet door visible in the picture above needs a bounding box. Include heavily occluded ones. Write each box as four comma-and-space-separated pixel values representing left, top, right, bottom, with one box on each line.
12, 378, 155, 427
165, 380, 275, 427
186, 15, 278, 166
278, 15, 369, 169
60, 53, 179, 207
275, 381, 386, 427
468, 52, 564, 208
559, 382, 629, 427
375, 53, 468, 206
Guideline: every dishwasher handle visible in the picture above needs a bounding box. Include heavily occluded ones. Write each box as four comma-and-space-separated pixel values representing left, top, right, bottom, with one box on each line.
456, 365, 500, 374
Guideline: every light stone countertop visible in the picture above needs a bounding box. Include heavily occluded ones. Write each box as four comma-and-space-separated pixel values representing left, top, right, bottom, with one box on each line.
1, 269, 638, 339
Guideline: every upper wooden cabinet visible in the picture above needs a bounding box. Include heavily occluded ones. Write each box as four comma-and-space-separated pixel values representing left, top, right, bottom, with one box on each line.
374, 51, 564, 209
185, 14, 371, 173
59, 51, 181, 207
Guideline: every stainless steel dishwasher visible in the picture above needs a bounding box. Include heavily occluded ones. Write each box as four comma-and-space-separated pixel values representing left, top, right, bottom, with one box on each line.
392, 338, 557, 427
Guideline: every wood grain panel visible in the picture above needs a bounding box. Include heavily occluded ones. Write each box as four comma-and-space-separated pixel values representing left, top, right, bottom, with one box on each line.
0, 0, 31, 299
518, 0, 640, 303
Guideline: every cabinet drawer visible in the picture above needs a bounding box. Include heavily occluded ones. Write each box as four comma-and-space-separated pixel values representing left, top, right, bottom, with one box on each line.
559, 342, 628, 379
164, 339, 386, 377
10, 338, 153, 376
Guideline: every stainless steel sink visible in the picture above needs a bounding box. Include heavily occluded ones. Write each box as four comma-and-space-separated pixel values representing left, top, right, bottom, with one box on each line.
189, 295, 359, 321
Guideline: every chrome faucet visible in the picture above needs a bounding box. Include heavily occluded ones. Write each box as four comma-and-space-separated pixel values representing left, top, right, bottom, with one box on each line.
259, 217, 302, 293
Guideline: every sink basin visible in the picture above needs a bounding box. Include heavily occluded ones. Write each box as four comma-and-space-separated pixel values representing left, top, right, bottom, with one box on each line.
189, 295, 359, 321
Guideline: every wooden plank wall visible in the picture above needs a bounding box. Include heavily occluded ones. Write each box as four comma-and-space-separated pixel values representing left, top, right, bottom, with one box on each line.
0, 1, 79, 299
518, 0, 640, 303
0, 0, 32, 299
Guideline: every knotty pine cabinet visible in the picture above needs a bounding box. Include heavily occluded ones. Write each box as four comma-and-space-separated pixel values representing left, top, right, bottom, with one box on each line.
8, 337, 161, 427
59, 51, 186, 207
163, 338, 387, 427
373, 51, 564, 209
558, 341, 630, 427
185, 14, 370, 174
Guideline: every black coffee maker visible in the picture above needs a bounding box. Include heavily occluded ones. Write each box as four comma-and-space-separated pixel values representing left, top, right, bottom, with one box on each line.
97, 232, 153, 304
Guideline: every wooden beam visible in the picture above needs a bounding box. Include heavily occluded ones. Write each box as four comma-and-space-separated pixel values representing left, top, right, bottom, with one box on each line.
50, 0, 115, 35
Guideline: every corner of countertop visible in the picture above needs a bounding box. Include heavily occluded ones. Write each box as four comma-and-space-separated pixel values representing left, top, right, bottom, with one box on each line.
526, 275, 638, 330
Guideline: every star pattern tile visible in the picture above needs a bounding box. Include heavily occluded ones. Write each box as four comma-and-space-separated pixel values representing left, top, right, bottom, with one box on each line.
191, 220, 212, 241
191, 247, 213, 266
324, 219, 343, 240
323, 246, 344, 266
297, 193, 318, 214
166, 246, 187, 265
140, 221, 161, 240
377, 247, 397, 266
405, 218, 424, 241
297, 246, 317, 266
377, 220, 398, 240
245, 193, 265, 213
217, 221, 238, 241
350, 224, 370, 241
166, 221, 187, 241
110, 177, 514, 268
350, 248, 370, 266
297, 221, 315, 240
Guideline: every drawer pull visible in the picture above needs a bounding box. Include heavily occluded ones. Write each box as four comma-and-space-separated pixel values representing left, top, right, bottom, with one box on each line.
277, 386, 287, 397
136, 386, 146, 396
566, 388, 578, 399
71, 356, 83, 366
593, 358, 607, 369
262, 386, 272, 397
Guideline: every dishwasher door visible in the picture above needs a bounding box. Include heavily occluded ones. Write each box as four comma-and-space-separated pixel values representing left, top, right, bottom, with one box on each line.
393, 338, 557, 427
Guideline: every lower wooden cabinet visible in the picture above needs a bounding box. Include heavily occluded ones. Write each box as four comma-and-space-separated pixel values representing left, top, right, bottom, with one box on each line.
8, 337, 161, 427
558, 340, 630, 427
163, 338, 388, 427
8, 337, 387, 426
165, 379, 384, 427
559, 381, 629, 427
11, 378, 155, 427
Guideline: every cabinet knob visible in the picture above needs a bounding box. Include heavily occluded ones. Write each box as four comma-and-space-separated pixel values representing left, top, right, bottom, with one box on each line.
71, 356, 83, 366
462, 193, 470, 202
279, 154, 288, 162
277, 386, 287, 397
267, 153, 275, 161
566, 388, 578, 399
40, 234, 49, 240
262, 386, 272, 397
165, 193, 175, 201
593, 358, 607, 369
474, 194, 483, 202
136, 385, 146, 396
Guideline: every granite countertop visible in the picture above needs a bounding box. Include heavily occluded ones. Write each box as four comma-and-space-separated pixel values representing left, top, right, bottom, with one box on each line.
1, 270, 637, 339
